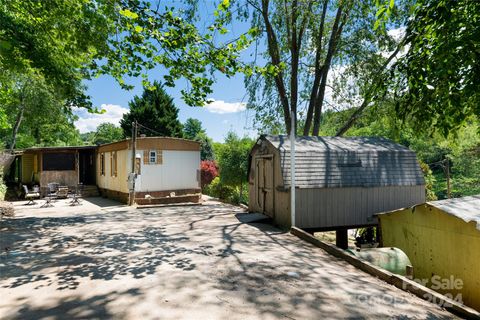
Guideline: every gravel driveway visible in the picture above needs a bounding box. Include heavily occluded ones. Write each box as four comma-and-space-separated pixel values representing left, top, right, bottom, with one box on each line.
0, 198, 456, 319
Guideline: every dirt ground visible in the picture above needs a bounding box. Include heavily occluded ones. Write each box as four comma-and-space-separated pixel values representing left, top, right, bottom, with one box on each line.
0, 197, 457, 319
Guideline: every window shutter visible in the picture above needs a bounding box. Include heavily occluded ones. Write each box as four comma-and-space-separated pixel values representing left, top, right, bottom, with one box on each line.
156, 150, 163, 164
110, 152, 113, 176
113, 151, 117, 176
143, 150, 149, 164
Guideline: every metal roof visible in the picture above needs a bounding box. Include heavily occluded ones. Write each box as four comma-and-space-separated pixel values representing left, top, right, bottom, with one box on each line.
427, 195, 480, 230
260, 135, 425, 188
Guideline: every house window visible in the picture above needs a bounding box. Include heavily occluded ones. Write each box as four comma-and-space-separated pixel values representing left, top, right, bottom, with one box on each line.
149, 150, 157, 164
100, 153, 105, 176
143, 150, 162, 165
42, 153, 75, 171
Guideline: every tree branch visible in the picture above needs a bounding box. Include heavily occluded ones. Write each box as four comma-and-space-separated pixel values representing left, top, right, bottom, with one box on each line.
312, 3, 345, 136
335, 40, 405, 136
303, 0, 328, 135
260, 0, 291, 133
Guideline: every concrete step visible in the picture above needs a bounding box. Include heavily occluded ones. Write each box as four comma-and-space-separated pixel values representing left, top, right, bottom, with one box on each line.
81, 185, 100, 198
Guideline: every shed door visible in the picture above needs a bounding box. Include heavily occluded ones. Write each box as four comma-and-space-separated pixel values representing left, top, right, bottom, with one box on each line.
257, 156, 274, 217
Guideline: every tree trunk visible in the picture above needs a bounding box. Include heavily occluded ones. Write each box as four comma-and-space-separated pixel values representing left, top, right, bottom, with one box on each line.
9, 105, 25, 152
303, 0, 328, 136
261, 0, 291, 134
312, 5, 344, 136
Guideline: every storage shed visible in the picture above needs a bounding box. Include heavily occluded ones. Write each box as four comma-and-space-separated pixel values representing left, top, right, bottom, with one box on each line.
248, 135, 425, 231
377, 195, 480, 311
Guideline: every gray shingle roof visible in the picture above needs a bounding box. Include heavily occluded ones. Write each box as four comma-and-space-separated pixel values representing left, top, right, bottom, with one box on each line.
262, 135, 425, 188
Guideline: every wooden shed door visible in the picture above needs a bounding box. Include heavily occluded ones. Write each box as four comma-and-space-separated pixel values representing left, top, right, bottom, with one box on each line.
257, 157, 274, 217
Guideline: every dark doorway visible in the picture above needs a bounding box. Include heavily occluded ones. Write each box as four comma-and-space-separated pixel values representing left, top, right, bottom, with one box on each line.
79, 150, 96, 185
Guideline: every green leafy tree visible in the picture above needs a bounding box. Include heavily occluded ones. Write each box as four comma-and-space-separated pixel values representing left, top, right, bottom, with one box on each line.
1, 0, 257, 128
183, 118, 214, 160
195, 132, 215, 161
236, 0, 408, 135
183, 118, 206, 140
94, 0, 257, 106
120, 82, 183, 138
216, 132, 254, 201
0, 72, 82, 149
92, 123, 124, 145
0, 0, 111, 111
390, 0, 480, 136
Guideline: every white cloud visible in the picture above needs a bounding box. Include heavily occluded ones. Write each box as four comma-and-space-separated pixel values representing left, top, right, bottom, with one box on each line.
74, 103, 128, 133
204, 99, 246, 114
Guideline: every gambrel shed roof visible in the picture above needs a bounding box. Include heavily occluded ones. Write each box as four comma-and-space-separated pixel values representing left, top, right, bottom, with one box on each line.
261, 135, 425, 188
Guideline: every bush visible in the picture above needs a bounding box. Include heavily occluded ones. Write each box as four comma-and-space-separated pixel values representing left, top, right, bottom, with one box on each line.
0, 166, 6, 201
203, 177, 235, 200
203, 177, 249, 205
200, 160, 218, 188
419, 160, 437, 201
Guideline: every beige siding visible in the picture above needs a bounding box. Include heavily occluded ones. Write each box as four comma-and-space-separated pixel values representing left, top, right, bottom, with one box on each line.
96, 149, 130, 193
21, 154, 34, 184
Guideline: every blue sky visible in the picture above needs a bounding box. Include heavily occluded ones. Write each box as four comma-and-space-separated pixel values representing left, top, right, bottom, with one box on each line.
75, 3, 259, 143
78, 71, 257, 143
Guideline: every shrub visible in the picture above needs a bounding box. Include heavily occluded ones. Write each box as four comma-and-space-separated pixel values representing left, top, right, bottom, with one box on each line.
0, 167, 6, 201
200, 160, 218, 188
419, 160, 437, 201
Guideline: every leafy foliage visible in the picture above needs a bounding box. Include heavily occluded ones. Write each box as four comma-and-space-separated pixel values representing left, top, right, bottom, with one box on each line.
419, 161, 437, 201
0, 72, 82, 149
120, 82, 183, 138
200, 160, 219, 188
0, 0, 110, 111
183, 118, 205, 140
195, 133, 215, 161
216, 132, 254, 188
237, 0, 409, 135
82, 123, 124, 145
319, 101, 480, 199
183, 118, 215, 160
392, 0, 480, 135
211, 132, 254, 204
95, 0, 257, 106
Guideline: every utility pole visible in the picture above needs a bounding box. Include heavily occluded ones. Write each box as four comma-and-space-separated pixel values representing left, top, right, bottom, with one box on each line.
129, 121, 137, 205
290, 109, 296, 227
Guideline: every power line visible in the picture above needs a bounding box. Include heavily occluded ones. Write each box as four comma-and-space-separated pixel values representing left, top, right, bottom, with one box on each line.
136, 122, 163, 137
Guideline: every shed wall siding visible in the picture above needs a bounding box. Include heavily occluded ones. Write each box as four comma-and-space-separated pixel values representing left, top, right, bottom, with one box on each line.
295, 185, 425, 229
380, 206, 480, 311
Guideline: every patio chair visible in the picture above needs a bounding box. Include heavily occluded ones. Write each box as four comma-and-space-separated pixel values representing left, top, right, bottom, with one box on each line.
40, 186, 56, 208
70, 183, 83, 206
23, 185, 40, 205
57, 186, 69, 199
